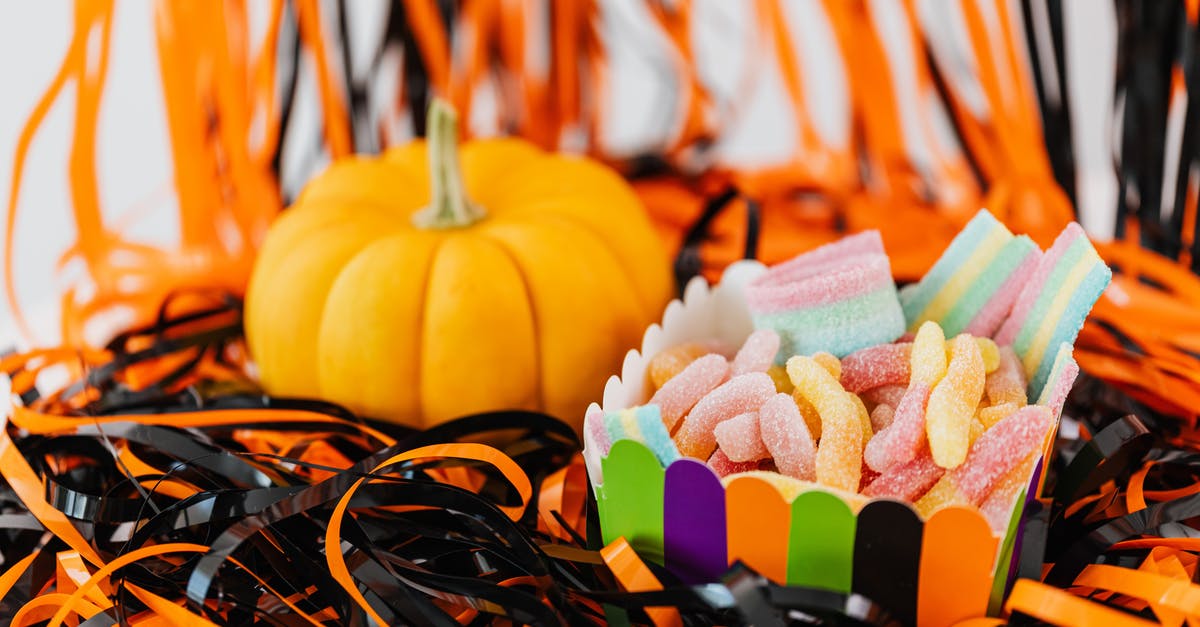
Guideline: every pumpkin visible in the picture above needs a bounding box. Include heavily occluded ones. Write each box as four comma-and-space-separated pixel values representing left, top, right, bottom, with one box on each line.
244, 100, 672, 430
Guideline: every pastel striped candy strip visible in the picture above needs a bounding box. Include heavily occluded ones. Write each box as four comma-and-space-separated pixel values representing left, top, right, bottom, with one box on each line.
1035, 343, 1079, 422
994, 223, 1110, 399
899, 210, 1040, 337
602, 405, 681, 467
746, 231, 905, 359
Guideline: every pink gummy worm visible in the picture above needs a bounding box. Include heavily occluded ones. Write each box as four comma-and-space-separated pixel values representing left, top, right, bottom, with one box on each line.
861, 451, 945, 501
995, 223, 1084, 345
675, 372, 776, 460
731, 328, 781, 376
863, 382, 932, 472
746, 254, 894, 314
649, 353, 729, 432
964, 248, 1041, 338
950, 406, 1053, 504
714, 412, 770, 462
840, 343, 912, 393
759, 393, 816, 481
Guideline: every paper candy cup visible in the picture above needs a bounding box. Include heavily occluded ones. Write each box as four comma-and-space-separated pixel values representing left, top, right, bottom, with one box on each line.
582, 261, 1049, 627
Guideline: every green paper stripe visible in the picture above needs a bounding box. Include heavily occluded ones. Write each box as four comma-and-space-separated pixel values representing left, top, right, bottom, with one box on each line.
600, 440, 666, 563
787, 490, 855, 592
988, 488, 1029, 616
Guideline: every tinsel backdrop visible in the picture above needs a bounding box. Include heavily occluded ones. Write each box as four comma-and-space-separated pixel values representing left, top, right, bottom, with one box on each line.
2, 1, 1200, 625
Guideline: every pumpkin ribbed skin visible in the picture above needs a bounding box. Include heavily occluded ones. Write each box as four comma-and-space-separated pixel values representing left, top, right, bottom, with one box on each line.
245, 138, 672, 429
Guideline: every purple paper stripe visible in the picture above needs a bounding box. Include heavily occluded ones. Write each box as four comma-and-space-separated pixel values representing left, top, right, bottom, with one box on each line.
664, 459, 727, 584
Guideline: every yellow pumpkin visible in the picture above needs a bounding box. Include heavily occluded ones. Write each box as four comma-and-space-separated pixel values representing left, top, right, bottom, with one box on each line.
244, 100, 672, 430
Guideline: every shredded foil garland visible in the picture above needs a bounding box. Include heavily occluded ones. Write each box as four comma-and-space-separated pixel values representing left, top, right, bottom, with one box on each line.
4, 0, 1200, 624
0, 298, 1196, 625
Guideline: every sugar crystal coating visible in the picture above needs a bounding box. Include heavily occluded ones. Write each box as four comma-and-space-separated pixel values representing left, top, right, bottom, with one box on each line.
791, 390, 824, 440
603, 405, 681, 467
910, 321, 948, 386
675, 372, 775, 459
986, 346, 1027, 406
969, 416, 986, 445
975, 337, 1000, 373
812, 352, 843, 381
1035, 344, 1078, 420
977, 402, 1019, 429
915, 474, 965, 517
863, 382, 931, 472
851, 393, 873, 440
861, 451, 945, 501
926, 335, 985, 468
649, 353, 728, 431
759, 393, 816, 481
869, 403, 895, 432
863, 384, 906, 410
787, 356, 862, 492
841, 343, 911, 393
949, 405, 1052, 503
714, 412, 770, 462
731, 329, 781, 376
980, 453, 1038, 531
767, 365, 793, 393
649, 342, 712, 389
586, 407, 611, 456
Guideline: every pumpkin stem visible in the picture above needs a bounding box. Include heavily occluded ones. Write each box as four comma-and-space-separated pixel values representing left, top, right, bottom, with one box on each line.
412, 99, 486, 229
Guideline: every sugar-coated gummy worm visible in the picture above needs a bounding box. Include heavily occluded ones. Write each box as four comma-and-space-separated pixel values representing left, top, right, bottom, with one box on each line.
713, 412, 770, 462
786, 356, 862, 492
731, 329, 781, 376
758, 393, 816, 481
648, 353, 729, 431
674, 372, 775, 460
925, 335, 985, 469
840, 343, 911, 393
